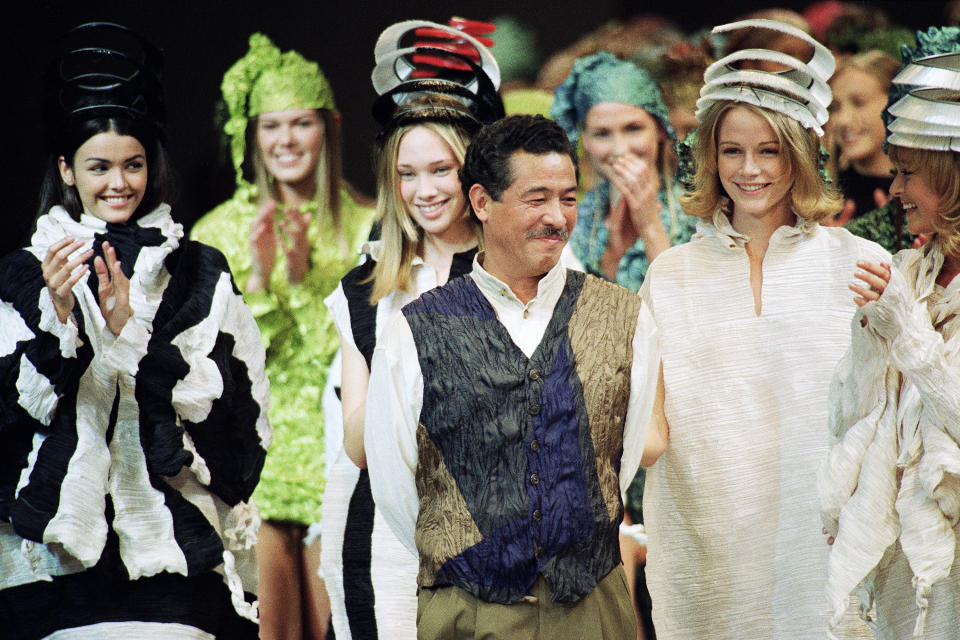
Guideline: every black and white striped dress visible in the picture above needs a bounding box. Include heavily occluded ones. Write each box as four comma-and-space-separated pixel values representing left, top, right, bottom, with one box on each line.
321, 242, 475, 639
0, 205, 270, 639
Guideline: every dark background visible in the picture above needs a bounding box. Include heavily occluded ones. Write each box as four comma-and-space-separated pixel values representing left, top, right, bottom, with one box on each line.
2, 0, 948, 256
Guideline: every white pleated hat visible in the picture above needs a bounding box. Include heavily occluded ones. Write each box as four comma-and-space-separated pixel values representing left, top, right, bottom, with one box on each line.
887, 52, 960, 152
695, 19, 835, 136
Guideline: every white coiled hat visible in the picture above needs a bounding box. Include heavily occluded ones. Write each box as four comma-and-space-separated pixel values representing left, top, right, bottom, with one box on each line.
887, 52, 960, 152
695, 19, 835, 136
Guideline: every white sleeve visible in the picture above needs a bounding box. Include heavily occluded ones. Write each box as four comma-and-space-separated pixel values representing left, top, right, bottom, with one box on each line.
322, 349, 344, 471
36, 286, 80, 358
619, 300, 661, 497
364, 311, 423, 557
99, 317, 152, 376
324, 283, 357, 351
867, 264, 960, 441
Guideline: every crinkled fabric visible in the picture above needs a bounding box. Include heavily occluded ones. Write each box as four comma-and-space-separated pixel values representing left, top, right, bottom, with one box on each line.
191, 189, 372, 524
0, 205, 268, 630
404, 272, 639, 604
820, 239, 960, 639
642, 211, 887, 639
321, 246, 475, 640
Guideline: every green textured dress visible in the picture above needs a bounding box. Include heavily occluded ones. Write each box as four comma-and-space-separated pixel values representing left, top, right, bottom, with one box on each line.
190, 185, 372, 524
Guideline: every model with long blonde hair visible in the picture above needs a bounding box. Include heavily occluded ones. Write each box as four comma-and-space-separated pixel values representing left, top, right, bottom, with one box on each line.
320, 19, 504, 639
190, 33, 373, 640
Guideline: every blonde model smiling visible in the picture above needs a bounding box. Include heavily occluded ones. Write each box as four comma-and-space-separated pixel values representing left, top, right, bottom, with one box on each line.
890, 165, 943, 236
397, 125, 472, 246
640, 19, 886, 639
829, 67, 889, 176
717, 105, 794, 230
256, 108, 325, 196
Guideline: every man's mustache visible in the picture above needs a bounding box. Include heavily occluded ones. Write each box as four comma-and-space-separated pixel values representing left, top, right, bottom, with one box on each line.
525, 227, 569, 240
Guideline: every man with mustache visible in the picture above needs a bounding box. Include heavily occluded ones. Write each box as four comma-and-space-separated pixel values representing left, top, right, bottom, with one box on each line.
364, 114, 665, 639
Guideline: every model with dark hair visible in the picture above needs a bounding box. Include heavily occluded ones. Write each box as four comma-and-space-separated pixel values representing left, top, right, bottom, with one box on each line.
0, 23, 268, 638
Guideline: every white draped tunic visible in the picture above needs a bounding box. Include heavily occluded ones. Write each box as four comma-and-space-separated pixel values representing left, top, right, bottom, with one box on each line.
640, 212, 886, 639
820, 240, 960, 640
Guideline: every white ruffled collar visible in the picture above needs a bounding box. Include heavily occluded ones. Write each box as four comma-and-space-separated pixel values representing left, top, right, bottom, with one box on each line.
30, 205, 182, 287
700, 203, 818, 250
902, 238, 949, 302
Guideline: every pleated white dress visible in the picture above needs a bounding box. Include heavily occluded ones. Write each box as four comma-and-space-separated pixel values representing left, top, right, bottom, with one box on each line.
640, 211, 887, 639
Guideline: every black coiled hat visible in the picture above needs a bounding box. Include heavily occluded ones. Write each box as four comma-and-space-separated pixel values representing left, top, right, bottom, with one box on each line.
45, 22, 165, 140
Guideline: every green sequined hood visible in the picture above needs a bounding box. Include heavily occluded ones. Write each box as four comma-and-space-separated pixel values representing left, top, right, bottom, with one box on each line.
221, 33, 336, 184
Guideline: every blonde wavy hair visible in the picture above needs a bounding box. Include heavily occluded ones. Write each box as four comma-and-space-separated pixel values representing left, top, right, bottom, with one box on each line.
682, 101, 842, 222
369, 119, 482, 304
889, 145, 960, 257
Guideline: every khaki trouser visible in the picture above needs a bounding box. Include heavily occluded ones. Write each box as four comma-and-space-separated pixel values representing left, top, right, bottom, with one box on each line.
416, 564, 637, 640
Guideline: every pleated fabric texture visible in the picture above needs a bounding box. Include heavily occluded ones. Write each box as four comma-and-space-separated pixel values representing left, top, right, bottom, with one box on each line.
320, 246, 476, 639
0, 205, 269, 638
641, 212, 887, 639
190, 188, 372, 525
403, 271, 639, 604
821, 238, 960, 640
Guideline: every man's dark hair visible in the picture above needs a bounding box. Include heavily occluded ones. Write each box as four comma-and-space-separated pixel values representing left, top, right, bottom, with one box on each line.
459, 114, 578, 206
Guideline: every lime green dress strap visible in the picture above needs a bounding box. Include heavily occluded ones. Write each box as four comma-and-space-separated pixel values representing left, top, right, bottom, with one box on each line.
191, 185, 373, 524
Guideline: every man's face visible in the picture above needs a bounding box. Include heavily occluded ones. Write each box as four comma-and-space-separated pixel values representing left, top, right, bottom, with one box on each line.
473, 150, 578, 283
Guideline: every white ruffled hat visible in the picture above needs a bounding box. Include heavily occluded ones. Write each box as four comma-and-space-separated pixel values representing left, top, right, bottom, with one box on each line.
695, 19, 835, 136
887, 52, 960, 152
